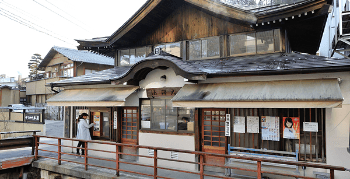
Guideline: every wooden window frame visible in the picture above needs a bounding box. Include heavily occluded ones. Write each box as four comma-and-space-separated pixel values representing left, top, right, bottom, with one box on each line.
188, 36, 222, 61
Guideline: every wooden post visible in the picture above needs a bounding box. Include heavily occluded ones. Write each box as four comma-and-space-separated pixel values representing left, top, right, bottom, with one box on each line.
257, 161, 262, 179
116, 145, 119, 176
58, 139, 61, 165
31, 131, 36, 155
200, 154, 204, 179
34, 136, 38, 160
330, 169, 334, 179
154, 149, 157, 179
84, 141, 88, 170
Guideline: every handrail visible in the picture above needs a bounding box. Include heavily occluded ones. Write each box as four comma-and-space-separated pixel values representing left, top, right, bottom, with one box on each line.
33, 135, 349, 179
0, 130, 41, 134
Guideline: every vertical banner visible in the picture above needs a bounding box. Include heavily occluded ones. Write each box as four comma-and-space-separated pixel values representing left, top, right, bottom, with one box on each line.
233, 116, 245, 133
114, 111, 118, 129
247, 116, 259, 133
283, 117, 300, 139
225, 114, 230, 136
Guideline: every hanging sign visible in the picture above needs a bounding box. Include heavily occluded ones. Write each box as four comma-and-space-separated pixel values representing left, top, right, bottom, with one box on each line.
146, 87, 181, 98
303, 122, 318, 132
114, 111, 118, 129
225, 114, 230, 136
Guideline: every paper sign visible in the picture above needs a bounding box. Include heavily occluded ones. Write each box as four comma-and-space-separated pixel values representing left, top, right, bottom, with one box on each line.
225, 114, 230, 136
261, 116, 280, 141
247, 116, 259, 133
283, 117, 300, 139
114, 111, 118, 129
233, 116, 245, 133
303, 122, 318, 132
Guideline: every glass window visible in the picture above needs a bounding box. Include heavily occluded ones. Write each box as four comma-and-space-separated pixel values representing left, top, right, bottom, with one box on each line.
120, 49, 130, 66
177, 108, 195, 131
119, 47, 149, 66
151, 99, 177, 130
257, 30, 274, 53
85, 69, 97, 75
229, 29, 282, 56
141, 100, 151, 129
155, 42, 181, 57
189, 36, 220, 60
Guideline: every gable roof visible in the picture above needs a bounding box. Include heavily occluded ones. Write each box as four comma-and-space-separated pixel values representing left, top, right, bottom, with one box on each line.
39, 46, 115, 68
49, 52, 350, 87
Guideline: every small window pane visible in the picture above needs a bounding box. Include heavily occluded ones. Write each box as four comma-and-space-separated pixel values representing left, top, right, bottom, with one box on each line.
189, 40, 201, 60
230, 33, 256, 55
129, 49, 136, 65
274, 29, 281, 52
120, 49, 130, 66
220, 111, 225, 115
135, 47, 146, 63
165, 43, 181, 57
204, 111, 211, 115
202, 39, 208, 58
207, 37, 220, 57
257, 30, 274, 53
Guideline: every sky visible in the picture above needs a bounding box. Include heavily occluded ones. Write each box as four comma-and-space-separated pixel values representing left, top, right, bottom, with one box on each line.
0, 0, 147, 80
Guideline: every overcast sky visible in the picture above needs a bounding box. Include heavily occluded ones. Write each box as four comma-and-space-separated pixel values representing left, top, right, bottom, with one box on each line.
0, 0, 147, 80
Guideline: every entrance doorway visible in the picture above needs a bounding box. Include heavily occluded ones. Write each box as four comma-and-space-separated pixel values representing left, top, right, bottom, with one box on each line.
121, 107, 138, 160
202, 108, 227, 168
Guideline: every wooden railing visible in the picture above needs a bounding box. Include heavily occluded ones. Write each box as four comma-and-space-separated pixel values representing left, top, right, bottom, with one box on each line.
34, 135, 349, 179
0, 130, 40, 155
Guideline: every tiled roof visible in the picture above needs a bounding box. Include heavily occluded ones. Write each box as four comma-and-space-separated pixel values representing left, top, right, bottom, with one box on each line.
39, 46, 114, 68
50, 52, 350, 87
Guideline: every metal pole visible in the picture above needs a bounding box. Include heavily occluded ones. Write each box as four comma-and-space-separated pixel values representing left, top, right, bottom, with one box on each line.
116, 145, 119, 176
330, 169, 334, 179
154, 149, 157, 179
34, 136, 38, 160
257, 161, 262, 179
58, 139, 61, 165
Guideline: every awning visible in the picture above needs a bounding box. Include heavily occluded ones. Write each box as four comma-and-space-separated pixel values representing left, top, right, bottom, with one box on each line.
172, 79, 343, 108
46, 87, 138, 106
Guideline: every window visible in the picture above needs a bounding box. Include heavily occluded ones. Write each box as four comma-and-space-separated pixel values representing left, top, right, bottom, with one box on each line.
155, 42, 181, 57
60, 63, 73, 77
229, 108, 326, 163
189, 36, 220, 60
229, 29, 282, 56
118, 46, 152, 66
85, 69, 97, 75
141, 99, 195, 132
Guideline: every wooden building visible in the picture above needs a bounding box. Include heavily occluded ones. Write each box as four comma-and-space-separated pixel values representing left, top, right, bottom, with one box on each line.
46, 0, 350, 178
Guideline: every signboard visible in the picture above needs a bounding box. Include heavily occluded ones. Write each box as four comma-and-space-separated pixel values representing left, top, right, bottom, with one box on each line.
113, 111, 118, 129
283, 117, 300, 139
225, 114, 230, 136
303, 122, 318, 132
146, 87, 181, 98
261, 116, 280, 141
247, 116, 259, 133
233, 116, 245, 133
25, 113, 40, 121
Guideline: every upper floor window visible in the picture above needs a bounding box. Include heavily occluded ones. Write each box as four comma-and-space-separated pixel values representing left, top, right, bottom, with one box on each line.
189, 36, 220, 60
118, 46, 152, 66
60, 63, 73, 77
229, 29, 281, 56
154, 42, 181, 57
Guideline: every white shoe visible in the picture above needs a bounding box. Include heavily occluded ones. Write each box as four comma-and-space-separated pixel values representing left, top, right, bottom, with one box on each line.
76, 156, 80, 158
80, 156, 84, 158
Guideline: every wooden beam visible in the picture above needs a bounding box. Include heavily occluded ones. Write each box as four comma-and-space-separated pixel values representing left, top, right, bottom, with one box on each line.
184, 0, 257, 24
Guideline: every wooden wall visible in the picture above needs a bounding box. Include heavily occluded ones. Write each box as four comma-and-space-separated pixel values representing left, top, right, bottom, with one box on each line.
138, 4, 253, 46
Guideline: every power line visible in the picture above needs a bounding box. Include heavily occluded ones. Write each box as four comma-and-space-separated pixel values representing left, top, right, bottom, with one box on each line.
0, 6, 72, 42
0, 0, 47, 24
0, 10, 76, 46
44, 0, 90, 29
32, 0, 91, 34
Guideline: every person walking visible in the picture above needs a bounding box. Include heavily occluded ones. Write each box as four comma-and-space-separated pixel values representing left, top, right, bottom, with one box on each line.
76, 113, 94, 158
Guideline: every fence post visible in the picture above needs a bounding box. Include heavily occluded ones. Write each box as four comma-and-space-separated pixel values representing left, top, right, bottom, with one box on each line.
154, 149, 157, 179
330, 169, 334, 179
31, 131, 36, 155
257, 161, 262, 179
34, 135, 39, 160
200, 154, 204, 179
84, 141, 88, 171
116, 145, 119, 176
58, 138, 61, 165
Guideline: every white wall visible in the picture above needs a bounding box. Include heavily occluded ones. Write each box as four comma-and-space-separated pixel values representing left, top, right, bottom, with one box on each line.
138, 132, 196, 171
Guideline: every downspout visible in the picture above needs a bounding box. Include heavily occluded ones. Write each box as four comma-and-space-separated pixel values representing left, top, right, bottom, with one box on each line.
51, 83, 60, 93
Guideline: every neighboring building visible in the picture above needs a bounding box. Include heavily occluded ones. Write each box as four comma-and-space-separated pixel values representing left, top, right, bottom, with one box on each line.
0, 86, 20, 107
0, 76, 18, 88
46, 0, 350, 178
26, 46, 115, 106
